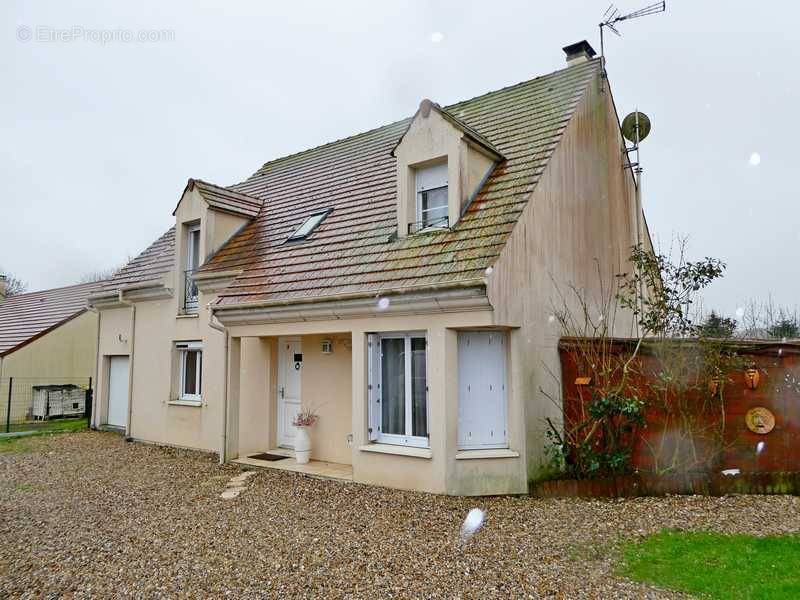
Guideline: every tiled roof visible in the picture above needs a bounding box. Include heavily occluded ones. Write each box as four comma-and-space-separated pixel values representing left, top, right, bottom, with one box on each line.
180, 179, 262, 219
0, 281, 104, 356
200, 59, 601, 306
100, 227, 175, 293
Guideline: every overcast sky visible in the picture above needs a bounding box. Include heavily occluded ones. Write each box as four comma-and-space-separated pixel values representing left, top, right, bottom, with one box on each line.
2, 1, 798, 318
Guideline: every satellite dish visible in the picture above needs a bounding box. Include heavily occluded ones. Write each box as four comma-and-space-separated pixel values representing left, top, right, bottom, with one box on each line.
621, 111, 651, 143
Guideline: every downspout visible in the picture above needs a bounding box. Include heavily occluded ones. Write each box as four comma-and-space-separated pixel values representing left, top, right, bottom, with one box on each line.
207, 306, 229, 465
117, 290, 136, 440
86, 305, 101, 429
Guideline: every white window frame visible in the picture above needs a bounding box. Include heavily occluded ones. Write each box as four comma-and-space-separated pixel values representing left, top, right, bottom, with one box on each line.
184, 224, 201, 312
414, 163, 448, 231
287, 208, 332, 242
186, 224, 201, 271
177, 341, 202, 402
368, 331, 429, 448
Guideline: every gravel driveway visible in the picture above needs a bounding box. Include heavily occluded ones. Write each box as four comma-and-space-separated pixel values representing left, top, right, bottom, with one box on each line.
2, 432, 799, 598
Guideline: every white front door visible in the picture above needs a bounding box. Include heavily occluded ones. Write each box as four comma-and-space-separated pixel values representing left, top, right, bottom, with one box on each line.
107, 356, 129, 429
277, 338, 302, 448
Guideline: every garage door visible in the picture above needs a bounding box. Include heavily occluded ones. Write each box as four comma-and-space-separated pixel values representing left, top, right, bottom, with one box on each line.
107, 356, 129, 429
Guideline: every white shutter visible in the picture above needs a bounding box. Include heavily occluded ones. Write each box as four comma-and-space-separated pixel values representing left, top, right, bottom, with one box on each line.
415, 163, 448, 192
457, 331, 508, 449
367, 334, 380, 441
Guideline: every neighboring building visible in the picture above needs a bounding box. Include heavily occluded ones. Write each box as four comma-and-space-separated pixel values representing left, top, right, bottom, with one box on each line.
0, 279, 102, 424
89, 41, 653, 495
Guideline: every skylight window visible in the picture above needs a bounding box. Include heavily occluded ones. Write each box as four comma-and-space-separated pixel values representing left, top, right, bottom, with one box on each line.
287, 209, 331, 242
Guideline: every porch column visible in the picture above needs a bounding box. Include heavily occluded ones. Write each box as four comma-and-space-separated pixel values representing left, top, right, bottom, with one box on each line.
224, 336, 241, 461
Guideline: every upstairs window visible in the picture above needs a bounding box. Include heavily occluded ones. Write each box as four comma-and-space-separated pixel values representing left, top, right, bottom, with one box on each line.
414, 163, 448, 231
288, 209, 332, 242
183, 224, 200, 312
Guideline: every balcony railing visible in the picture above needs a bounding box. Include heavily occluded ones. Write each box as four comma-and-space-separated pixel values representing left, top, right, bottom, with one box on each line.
183, 269, 198, 313
407, 215, 449, 235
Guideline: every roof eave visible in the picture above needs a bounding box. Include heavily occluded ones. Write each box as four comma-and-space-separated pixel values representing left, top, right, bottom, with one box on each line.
213, 283, 491, 327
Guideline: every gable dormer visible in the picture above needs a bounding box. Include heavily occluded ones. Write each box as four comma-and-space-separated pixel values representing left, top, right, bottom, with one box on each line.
392, 99, 503, 238
172, 179, 261, 312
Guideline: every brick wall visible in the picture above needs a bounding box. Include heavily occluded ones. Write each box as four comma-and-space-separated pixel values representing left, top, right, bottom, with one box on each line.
558, 339, 800, 474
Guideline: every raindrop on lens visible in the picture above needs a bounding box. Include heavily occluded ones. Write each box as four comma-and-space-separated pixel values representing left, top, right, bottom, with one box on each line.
460, 508, 486, 544
756, 441, 765, 455
548, 315, 555, 324
377, 297, 390, 311
484, 266, 494, 276
749, 152, 761, 166
735, 307, 745, 319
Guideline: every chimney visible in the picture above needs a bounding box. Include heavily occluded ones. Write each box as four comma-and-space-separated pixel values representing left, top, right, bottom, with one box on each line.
562, 40, 597, 66
0, 275, 6, 302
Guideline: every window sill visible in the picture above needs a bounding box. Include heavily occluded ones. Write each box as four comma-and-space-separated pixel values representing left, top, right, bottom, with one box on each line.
176, 313, 199, 319
455, 449, 519, 460
167, 399, 202, 407
358, 444, 432, 459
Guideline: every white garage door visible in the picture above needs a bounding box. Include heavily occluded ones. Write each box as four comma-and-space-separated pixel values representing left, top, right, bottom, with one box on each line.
107, 356, 129, 429
458, 331, 508, 449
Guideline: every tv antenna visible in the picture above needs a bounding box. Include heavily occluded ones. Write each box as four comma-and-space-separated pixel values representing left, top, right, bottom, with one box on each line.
622, 108, 652, 322
599, 2, 666, 70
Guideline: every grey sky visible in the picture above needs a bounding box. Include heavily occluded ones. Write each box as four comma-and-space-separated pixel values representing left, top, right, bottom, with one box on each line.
3, 1, 798, 319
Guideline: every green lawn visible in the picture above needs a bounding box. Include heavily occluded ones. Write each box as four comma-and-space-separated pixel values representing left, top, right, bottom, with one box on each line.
10, 417, 87, 433
0, 418, 89, 452
620, 530, 800, 599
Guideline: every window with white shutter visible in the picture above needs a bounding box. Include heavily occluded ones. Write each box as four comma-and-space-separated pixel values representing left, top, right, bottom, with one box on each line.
457, 331, 508, 449
414, 163, 448, 231
367, 331, 429, 448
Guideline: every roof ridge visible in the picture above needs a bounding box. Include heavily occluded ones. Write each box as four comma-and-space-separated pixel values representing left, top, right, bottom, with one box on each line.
5, 280, 104, 299
233, 59, 600, 187
444, 58, 600, 112
192, 178, 262, 201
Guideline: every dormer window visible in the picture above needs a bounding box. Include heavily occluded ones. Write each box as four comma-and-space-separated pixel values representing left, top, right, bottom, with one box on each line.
287, 209, 331, 242
393, 99, 503, 238
414, 163, 448, 232
183, 223, 200, 313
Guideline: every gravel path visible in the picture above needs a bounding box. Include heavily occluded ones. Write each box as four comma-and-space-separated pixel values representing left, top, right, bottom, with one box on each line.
1, 432, 799, 598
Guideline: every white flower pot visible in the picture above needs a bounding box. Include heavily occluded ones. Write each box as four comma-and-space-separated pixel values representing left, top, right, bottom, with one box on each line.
295, 425, 312, 464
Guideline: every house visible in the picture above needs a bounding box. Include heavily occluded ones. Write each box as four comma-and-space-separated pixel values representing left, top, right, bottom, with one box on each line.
0, 279, 102, 425
89, 41, 652, 495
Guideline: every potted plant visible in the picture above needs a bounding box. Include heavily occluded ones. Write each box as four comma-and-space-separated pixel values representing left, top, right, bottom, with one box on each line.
292, 408, 318, 464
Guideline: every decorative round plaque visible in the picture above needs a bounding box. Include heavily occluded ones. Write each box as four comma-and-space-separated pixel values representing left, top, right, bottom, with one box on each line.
745, 407, 775, 435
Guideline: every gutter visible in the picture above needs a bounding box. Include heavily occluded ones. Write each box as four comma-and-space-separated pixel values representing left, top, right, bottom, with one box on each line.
211, 277, 487, 313
86, 305, 101, 429
207, 307, 229, 465
117, 290, 136, 440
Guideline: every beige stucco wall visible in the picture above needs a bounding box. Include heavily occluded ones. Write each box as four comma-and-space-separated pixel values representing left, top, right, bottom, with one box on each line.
300, 334, 353, 464
487, 70, 644, 481
0, 310, 98, 421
